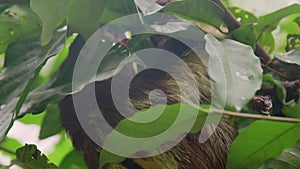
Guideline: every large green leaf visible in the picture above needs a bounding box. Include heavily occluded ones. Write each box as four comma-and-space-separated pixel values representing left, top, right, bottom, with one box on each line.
105, 0, 136, 15
0, 31, 66, 141
11, 34, 132, 119
227, 120, 300, 169
232, 23, 257, 50
0, 32, 65, 104
99, 104, 209, 167
134, 0, 163, 15
59, 150, 88, 169
259, 140, 300, 169
257, 31, 275, 54
47, 132, 73, 165
242, 4, 300, 53
67, 0, 106, 40
30, 0, 73, 45
295, 16, 300, 27
229, 7, 257, 25
0, 102, 14, 142
0, 3, 41, 53
39, 104, 62, 140
255, 4, 300, 34
283, 104, 300, 119
99, 0, 136, 25
162, 0, 225, 28
255, 4, 300, 49
274, 47, 300, 66
12, 144, 58, 169
15, 35, 67, 115
205, 34, 263, 111
0, 137, 22, 158
17, 111, 45, 125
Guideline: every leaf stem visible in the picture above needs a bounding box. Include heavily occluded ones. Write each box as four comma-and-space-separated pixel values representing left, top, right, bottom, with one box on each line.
185, 98, 300, 123
211, 0, 272, 65
211, 108, 300, 123
0, 146, 16, 155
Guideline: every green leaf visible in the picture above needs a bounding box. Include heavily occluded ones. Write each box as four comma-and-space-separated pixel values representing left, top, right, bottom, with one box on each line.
67, 0, 106, 40
255, 4, 300, 36
232, 24, 257, 50
262, 74, 295, 107
18, 111, 45, 125
47, 132, 73, 166
0, 31, 65, 105
9, 36, 84, 122
283, 104, 300, 119
134, 0, 163, 15
59, 150, 88, 169
105, 0, 136, 15
257, 31, 275, 54
0, 165, 7, 169
0, 4, 9, 13
0, 104, 13, 143
14, 35, 132, 120
0, 138, 22, 158
43, 35, 77, 78
39, 104, 61, 140
99, 104, 208, 167
229, 7, 257, 24
15, 32, 66, 115
285, 34, 300, 52
259, 140, 300, 169
162, 0, 225, 28
274, 47, 300, 66
256, 4, 300, 32
294, 16, 300, 27
0, 3, 42, 53
0, 31, 66, 141
254, 4, 300, 53
226, 120, 300, 169
12, 144, 58, 169
99, 7, 124, 25
30, 0, 73, 45
205, 34, 263, 111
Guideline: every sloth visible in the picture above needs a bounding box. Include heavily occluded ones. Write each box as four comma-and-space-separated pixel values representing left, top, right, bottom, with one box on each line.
59, 35, 237, 169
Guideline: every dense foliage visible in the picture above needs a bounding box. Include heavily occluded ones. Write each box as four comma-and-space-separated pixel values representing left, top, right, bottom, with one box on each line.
0, 0, 299, 168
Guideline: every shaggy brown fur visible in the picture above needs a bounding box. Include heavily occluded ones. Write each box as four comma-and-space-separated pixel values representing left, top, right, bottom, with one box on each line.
59, 50, 237, 169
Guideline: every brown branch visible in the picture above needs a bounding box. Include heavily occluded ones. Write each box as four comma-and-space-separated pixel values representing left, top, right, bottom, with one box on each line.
211, 109, 300, 123
264, 65, 292, 80
211, 0, 272, 65
191, 101, 300, 123
211, 0, 241, 31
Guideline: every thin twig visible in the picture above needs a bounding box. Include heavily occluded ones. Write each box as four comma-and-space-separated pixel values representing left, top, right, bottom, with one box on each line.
211, 0, 241, 31
186, 99, 300, 123
211, 0, 272, 65
264, 65, 292, 80
0, 146, 16, 155
211, 109, 300, 123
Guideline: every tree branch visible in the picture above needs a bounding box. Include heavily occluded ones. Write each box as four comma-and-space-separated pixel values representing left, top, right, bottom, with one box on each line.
211, 0, 272, 65
211, 0, 241, 31
211, 109, 300, 123
0, 146, 15, 155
